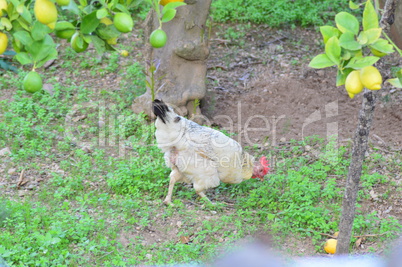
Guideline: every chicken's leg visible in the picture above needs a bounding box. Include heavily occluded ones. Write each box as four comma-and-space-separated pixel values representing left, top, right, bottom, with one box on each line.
163, 167, 183, 205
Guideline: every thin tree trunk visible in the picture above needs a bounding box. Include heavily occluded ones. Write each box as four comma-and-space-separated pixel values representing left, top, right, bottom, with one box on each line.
336, 90, 378, 254
336, 0, 399, 254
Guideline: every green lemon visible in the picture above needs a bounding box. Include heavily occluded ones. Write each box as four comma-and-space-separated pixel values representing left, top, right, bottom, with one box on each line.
55, 21, 75, 39
23, 71, 43, 93
113, 13, 133, 33
150, 29, 167, 48
71, 32, 89, 53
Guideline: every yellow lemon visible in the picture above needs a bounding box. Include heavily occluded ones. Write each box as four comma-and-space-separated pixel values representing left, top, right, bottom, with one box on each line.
345, 70, 364, 98
0, 31, 7, 55
0, 0, 8, 16
333, 231, 339, 238
100, 17, 113, 25
324, 238, 337, 254
120, 50, 129, 57
23, 71, 43, 93
113, 12, 133, 33
360, 66, 382, 90
35, 0, 58, 25
47, 21, 56, 30
160, 0, 183, 6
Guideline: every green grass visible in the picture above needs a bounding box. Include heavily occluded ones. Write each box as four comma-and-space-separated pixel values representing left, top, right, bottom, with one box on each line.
211, 0, 352, 27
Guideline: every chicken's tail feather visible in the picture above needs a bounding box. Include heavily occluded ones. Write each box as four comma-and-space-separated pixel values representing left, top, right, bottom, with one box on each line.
153, 99, 170, 124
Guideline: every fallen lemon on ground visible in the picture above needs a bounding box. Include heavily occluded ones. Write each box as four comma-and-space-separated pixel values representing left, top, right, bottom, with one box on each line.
324, 238, 337, 254
23, 71, 43, 93
345, 70, 364, 99
360, 66, 382, 90
0, 0, 8, 16
160, 0, 184, 6
120, 50, 129, 57
35, 0, 58, 25
0, 32, 7, 55
150, 29, 167, 48
113, 13, 133, 33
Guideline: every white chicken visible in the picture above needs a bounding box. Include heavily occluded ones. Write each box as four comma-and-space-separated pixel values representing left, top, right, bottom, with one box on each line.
153, 99, 269, 204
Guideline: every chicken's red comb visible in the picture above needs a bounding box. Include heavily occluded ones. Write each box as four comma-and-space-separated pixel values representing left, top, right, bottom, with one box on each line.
260, 156, 269, 175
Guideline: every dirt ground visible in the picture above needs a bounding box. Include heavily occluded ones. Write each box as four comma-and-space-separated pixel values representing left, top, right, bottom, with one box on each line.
203, 25, 402, 149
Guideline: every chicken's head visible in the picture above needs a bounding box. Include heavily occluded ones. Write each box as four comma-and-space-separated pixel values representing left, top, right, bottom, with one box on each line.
252, 156, 269, 181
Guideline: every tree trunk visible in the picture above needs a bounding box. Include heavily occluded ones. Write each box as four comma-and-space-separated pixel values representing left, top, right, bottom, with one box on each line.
336, 0, 398, 254
336, 90, 378, 254
132, 0, 212, 118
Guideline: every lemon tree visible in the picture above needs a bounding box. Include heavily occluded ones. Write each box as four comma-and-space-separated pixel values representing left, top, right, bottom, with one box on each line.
309, 0, 398, 98
309, 0, 401, 255
0, 0, 187, 93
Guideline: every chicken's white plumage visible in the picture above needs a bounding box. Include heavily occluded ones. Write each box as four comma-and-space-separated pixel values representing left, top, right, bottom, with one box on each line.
153, 100, 267, 204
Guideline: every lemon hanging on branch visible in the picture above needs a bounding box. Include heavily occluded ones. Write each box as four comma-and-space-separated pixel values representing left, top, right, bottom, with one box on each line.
23, 71, 43, 93
360, 66, 382, 90
150, 29, 167, 48
113, 13, 134, 33
0, 32, 7, 55
34, 0, 58, 27
345, 70, 364, 98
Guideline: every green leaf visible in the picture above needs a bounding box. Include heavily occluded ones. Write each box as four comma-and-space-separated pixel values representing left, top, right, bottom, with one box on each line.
357, 31, 368, 45
363, 28, 382, 44
0, 17, 12, 31
335, 12, 359, 35
336, 68, 353, 86
387, 78, 402, 88
115, 4, 129, 13
62, 0, 80, 15
161, 9, 176, 23
363, 0, 378, 31
15, 52, 33, 65
96, 8, 108, 19
345, 56, 380, 69
349, 1, 360, 10
163, 2, 186, 9
31, 21, 52, 41
309, 54, 336, 69
96, 24, 120, 39
320, 26, 341, 44
35, 48, 58, 68
26, 34, 56, 63
369, 38, 394, 53
13, 31, 33, 46
90, 35, 106, 55
339, 32, 361, 50
325, 36, 341, 65
397, 69, 402, 85
81, 11, 99, 34
17, 4, 32, 24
